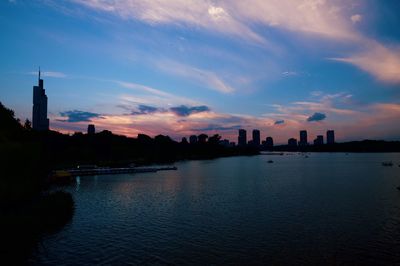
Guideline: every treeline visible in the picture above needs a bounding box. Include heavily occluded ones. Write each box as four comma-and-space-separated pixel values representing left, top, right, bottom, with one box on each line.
0, 102, 258, 173
0, 103, 75, 263
34, 130, 258, 169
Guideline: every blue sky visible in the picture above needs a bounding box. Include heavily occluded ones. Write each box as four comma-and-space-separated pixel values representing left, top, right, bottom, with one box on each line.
1, 0, 399, 143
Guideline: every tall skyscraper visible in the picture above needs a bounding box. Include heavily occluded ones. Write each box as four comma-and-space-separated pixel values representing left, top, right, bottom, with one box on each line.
238, 129, 247, 146
88, 124, 96, 135
32, 68, 49, 131
327, 130, 335, 144
252, 129, 260, 147
299, 130, 308, 146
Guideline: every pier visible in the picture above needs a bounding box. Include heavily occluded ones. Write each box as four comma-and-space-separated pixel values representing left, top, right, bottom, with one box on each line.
52, 166, 177, 179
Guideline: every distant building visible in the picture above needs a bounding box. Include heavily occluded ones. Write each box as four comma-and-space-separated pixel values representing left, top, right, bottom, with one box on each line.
189, 135, 198, 144
219, 139, 230, 147
299, 130, 308, 146
252, 129, 261, 147
288, 138, 297, 147
32, 69, 49, 131
313, 135, 324, 145
327, 130, 335, 144
238, 129, 247, 146
265, 137, 273, 149
87, 124, 95, 135
198, 134, 208, 144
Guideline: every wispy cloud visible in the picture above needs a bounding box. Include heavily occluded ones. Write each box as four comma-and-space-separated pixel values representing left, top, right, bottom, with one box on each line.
68, 0, 400, 85
28, 71, 67, 78
115, 80, 171, 97
155, 60, 235, 93
71, 0, 268, 46
330, 42, 400, 84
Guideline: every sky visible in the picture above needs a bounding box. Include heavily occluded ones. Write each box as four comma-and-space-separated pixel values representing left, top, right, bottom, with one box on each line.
1, 0, 400, 144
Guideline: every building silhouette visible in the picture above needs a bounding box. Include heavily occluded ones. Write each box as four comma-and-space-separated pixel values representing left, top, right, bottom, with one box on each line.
252, 129, 260, 147
265, 137, 273, 149
87, 124, 95, 135
198, 134, 208, 144
189, 135, 198, 144
238, 129, 247, 146
288, 138, 297, 147
327, 130, 335, 144
219, 139, 230, 147
299, 130, 308, 146
32, 68, 49, 131
313, 135, 324, 145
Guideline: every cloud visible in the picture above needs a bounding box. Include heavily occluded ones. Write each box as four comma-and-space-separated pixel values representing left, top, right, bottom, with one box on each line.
282, 71, 298, 77
59, 110, 102, 122
115, 80, 171, 97
67, 1, 400, 84
71, 0, 268, 45
307, 112, 326, 122
29, 71, 67, 78
131, 104, 162, 115
195, 124, 242, 131
169, 105, 210, 117
351, 14, 362, 23
155, 60, 235, 93
274, 120, 285, 125
331, 42, 400, 84
116, 80, 201, 107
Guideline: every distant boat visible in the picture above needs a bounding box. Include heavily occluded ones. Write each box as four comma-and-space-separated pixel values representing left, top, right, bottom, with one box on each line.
267, 160, 274, 163
382, 162, 393, 166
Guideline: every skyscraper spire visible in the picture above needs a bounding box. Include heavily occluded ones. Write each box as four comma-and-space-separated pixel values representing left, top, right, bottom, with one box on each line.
38, 66, 41, 83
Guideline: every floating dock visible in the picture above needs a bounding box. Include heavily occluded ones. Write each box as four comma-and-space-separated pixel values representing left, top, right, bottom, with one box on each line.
53, 166, 177, 178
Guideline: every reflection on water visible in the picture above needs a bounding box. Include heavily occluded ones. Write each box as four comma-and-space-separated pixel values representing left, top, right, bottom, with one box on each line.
31, 153, 400, 265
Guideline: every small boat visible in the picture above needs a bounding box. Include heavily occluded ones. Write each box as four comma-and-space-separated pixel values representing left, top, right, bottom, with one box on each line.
267, 160, 274, 163
382, 162, 393, 166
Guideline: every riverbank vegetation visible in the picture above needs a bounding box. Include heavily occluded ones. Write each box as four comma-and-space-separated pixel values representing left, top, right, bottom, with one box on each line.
0, 102, 75, 263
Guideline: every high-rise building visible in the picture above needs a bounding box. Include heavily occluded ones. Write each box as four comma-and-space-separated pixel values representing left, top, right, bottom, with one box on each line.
189, 135, 198, 144
87, 124, 95, 135
288, 138, 297, 146
252, 129, 260, 147
299, 130, 308, 146
313, 135, 324, 145
265, 137, 273, 149
32, 68, 49, 131
238, 129, 247, 146
327, 130, 335, 144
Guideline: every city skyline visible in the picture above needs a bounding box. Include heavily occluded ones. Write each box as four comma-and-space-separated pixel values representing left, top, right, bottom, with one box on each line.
1, 1, 400, 143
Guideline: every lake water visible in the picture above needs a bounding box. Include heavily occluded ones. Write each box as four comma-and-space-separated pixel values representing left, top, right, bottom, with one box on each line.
31, 153, 400, 265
